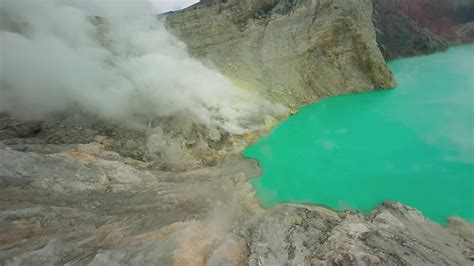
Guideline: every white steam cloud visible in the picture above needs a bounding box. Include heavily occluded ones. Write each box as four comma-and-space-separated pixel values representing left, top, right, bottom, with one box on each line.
0, 0, 285, 134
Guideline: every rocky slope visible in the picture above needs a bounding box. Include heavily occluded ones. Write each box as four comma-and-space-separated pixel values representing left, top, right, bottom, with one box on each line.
1, 0, 473, 265
374, 0, 474, 59
1, 117, 473, 265
165, 0, 396, 109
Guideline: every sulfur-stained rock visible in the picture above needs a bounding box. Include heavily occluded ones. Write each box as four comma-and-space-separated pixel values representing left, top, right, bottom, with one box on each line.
166, 0, 396, 108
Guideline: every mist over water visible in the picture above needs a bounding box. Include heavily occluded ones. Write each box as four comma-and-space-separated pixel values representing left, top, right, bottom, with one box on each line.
244, 44, 474, 224
0, 0, 284, 133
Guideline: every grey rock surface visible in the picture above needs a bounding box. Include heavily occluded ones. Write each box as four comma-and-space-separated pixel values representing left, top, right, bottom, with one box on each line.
166, 0, 396, 109
1, 116, 473, 265
244, 202, 474, 265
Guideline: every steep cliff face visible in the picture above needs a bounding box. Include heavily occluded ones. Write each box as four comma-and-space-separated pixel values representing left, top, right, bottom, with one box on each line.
380, 0, 474, 41
165, 0, 396, 109
374, 0, 474, 59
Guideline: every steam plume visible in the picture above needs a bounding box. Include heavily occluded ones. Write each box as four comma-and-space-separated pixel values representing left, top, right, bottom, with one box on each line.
0, 0, 285, 133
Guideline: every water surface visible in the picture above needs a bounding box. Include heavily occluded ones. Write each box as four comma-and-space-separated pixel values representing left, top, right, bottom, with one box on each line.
244, 45, 474, 223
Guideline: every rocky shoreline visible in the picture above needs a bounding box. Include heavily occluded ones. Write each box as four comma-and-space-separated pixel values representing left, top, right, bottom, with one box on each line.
1, 115, 473, 265
1, 0, 474, 265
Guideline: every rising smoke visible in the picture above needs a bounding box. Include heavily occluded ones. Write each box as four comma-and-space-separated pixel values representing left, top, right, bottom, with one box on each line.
0, 0, 285, 134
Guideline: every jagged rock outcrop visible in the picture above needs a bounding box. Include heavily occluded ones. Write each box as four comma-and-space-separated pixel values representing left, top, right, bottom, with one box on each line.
165, 0, 396, 109
244, 202, 474, 265
373, 0, 474, 59
0, 113, 254, 171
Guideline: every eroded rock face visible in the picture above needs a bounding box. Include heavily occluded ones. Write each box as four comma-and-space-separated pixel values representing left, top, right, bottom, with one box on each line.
0, 114, 251, 171
244, 202, 474, 265
0, 116, 261, 265
374, 0, 474, 59
166, 0, 396, 109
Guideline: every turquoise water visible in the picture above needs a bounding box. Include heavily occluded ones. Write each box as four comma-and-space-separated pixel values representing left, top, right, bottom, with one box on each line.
243, 44, 474, 224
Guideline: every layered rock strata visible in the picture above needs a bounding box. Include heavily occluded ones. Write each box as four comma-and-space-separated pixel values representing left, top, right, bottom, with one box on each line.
165, 0, 396, 108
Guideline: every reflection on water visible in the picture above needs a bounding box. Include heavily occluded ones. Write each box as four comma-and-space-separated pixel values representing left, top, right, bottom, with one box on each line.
244, 44, 474, 224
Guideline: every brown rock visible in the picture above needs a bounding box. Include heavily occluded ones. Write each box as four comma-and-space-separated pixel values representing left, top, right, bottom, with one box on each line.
166, 0, 396, 109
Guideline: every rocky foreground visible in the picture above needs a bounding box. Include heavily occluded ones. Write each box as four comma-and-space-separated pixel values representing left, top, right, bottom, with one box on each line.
1, 0, 474, 265
1, 116, 473, 265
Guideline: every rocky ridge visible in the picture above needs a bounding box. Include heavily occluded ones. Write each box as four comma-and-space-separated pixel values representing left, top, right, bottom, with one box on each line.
373, 0, 474, 59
